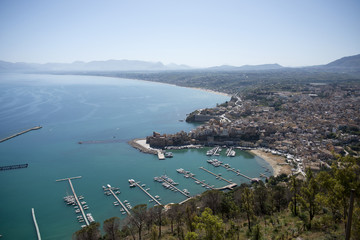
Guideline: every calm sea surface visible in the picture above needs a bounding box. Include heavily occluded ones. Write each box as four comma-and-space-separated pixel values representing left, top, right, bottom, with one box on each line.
0, 73, 272, 239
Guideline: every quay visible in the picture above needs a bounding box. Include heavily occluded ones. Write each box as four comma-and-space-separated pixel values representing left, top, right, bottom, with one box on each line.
31, 208, 41, 240
160, 176, 190, 198
132, 180, 162, 206
56, 176, 89, 226
0, 163, 28, 171
0, 126, 42, 143
105, 185, 131, 215
199, 167, 233, 184
157, 151, 165, 160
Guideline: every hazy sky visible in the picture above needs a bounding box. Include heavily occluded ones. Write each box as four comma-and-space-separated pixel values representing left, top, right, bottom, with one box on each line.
0, 0, 359, 67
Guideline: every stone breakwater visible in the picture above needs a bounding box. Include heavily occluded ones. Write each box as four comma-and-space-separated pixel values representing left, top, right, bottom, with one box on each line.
128, 138, 158, 155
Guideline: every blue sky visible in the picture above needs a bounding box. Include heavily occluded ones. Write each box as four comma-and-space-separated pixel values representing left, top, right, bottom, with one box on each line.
0, 0, 359, 67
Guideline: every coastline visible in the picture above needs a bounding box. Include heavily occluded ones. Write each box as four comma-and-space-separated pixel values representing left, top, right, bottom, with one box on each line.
189, 87, 232, 97
78, 73, 233, 98
128, 138, 291, 178
249, 149, 292, 177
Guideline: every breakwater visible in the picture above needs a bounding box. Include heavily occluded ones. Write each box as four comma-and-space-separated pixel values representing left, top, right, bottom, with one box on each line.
0, 163, 28, 171
0, 126, 42, 143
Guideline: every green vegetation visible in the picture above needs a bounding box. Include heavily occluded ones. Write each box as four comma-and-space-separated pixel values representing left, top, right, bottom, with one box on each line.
74, 155, 360, 240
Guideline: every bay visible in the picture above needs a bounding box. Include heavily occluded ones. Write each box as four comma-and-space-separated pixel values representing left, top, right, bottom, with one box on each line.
0, 73, 272, 239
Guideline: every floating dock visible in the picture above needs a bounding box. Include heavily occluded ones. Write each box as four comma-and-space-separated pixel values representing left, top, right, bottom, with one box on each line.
159, 176, 190, 198
56, 176, 90, 226
0, 126, 42, 143
132, 180, 162, 206
180, 169, 215, 190
0, 163, 28, 171
220, 164, 253, 181
199, 167, 233, 184
104, 185, 131, 215
199, 167, 237, 190
31, 208, 42, 240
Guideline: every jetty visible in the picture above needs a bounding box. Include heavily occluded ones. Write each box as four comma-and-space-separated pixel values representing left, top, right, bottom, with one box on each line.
159, 176, 190, 198
0, 126, 42, 143
220, 164, 253, 181
199, 167, 233, 184
104, 185, 131, 215
131, 179, 162, 206
180, 170, 215, 190
0, 163, 28, 171
56, 176, 89, 226
31, 208, 42, 240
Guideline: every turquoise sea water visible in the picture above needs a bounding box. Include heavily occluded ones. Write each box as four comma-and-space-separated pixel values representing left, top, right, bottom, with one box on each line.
0, 73, 272, 239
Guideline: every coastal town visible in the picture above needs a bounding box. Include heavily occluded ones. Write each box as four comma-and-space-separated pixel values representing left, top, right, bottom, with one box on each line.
145, 83, 360, 177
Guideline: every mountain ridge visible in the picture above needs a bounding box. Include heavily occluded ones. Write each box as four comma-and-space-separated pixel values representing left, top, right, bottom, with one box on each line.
0, 53, 359, 72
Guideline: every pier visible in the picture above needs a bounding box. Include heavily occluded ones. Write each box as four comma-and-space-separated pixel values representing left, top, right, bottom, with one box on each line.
199, 167, 233, 184
31, 208, 41, 240
220, 165, 253, 181
181, 170, 215, 190
189, 175, 215, 190
133, 180, 162, 206
56, 176, 89, 226
105, 185, 131, 216
0, 163, 28, 171
160, 176, 190, 198
0, 126, 42, 143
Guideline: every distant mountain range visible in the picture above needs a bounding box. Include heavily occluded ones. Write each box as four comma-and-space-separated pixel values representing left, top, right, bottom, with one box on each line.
208, 63, 284, 71
0, 54, 359, 72
0, 59, 191, 72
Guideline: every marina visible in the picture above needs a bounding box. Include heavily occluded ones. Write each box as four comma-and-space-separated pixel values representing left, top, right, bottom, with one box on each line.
104, 184, 131, 216
56, 176, 90, 226
129, 179, 162, 206
0, 126, 42, 143
0, 73, 270, 239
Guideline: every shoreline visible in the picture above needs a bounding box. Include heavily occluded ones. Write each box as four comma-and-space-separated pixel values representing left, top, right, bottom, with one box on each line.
69, 73, 233, 98
128, 139, 291, 177
249, 149, 292, 177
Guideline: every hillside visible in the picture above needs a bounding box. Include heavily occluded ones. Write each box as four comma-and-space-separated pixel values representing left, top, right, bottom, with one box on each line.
326, 54, 360, 68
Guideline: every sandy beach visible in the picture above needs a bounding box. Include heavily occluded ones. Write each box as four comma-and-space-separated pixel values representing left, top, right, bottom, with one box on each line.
249, 149, 292, 176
